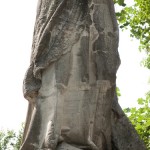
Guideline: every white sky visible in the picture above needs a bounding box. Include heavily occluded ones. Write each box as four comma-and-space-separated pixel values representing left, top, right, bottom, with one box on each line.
0, 0, 149, 131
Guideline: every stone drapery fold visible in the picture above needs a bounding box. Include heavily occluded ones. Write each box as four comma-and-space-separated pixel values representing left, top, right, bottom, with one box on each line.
23, 0, 91, 100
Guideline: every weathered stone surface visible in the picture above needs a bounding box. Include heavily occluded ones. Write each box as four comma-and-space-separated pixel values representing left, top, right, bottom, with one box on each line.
56, 142, 82, 150
20, 0, 146, 150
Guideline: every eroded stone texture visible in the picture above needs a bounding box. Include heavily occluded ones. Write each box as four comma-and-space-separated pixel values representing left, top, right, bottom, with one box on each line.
20, 0, 146, 150
57, 142, 82, 150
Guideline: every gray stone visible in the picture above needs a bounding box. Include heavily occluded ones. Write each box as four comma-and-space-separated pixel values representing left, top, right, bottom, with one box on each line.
20, 0, 146, 150
57, 142, 82, 150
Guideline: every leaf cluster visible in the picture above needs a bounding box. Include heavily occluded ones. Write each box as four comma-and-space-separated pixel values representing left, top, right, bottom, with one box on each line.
124, 92, 150, 149
114, 0, 126, 6
116, 87, 121, 97
0, 124, 23, 150
114, 0, 150, 69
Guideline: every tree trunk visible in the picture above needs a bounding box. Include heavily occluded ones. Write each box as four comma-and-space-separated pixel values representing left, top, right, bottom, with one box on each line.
20, 0, 146, 149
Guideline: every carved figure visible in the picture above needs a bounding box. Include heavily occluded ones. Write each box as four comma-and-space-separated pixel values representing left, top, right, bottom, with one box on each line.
20, 0, 146, 150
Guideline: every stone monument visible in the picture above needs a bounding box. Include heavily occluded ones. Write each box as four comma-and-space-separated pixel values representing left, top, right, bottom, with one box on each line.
20, 0, 146, 150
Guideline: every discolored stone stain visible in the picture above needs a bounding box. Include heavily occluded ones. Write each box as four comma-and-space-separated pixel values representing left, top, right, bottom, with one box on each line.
80, 34, 89, 83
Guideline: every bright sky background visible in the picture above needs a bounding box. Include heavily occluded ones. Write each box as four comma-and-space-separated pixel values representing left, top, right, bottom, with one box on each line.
0, 0, 149, 131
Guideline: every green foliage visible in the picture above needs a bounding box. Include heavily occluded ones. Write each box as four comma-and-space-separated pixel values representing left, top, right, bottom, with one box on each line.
142, 54, 150, 69
0, 124, 23, 150
114, 0, 126, 6
114, 0, 150, 69
116, 87, 121, 97
124, 92, 150, 149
